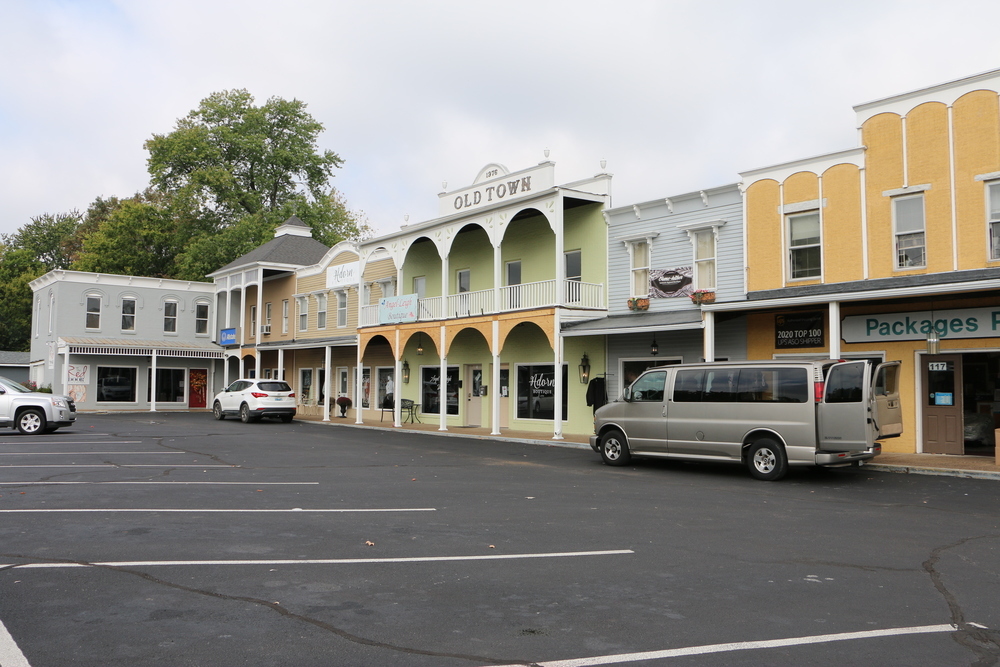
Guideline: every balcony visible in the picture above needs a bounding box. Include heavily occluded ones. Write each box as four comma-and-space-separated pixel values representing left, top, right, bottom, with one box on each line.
360, 279, 604, 327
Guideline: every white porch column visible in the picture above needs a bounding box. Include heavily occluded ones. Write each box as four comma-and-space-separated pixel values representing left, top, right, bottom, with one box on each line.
150, 350, 157, 412
493, 243, 502, 313
491, 320, 501, 436
254, 274, 263, 379
355, 341, 365, 424
277, 348, 284, 380
552, 309, 564, 440
239, 286, 246, 346
703, 311, 716, 362
439, 324, 447, 431
441, 254, 450, 317
323, 345, 332, 422
62, 346, 70, 397
393, 330, 402, 427
829, 301, 842, 359
222, 353, 230, 388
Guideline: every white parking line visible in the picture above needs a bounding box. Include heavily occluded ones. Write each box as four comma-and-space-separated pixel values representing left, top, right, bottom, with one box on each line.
0, 464, 235, 468
491, 623, 960, 667
0, 508, 435, 513
0, 617, 30, 667
0, 452, 184, 456
0, 481, 317, 485
0, 441, 141, 445
4, 550, 633, 569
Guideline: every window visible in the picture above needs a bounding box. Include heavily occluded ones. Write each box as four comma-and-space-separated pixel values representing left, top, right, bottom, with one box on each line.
86, 295, 101, 329
413, 276, 426, 299
297, 296, 308, 331
673, 367, 808, 404
264, 302, 272, 328
693, 230, 716, 289
147, 368, 185, 403
894, 194, 925, 268
195, 302, 209, 334
163, 301, 178, 333
47, 292, 54, 334
249, 305, 256, 338
336, 291, 347, 327
630, 371, 666, 402
282, 300, 289, 334
421, 366, 459, 415
788, 212, 821, 279
506, 260, 522, 308
456, 269, 470, 293
825, 362, 865, 403
316, 293, 327, 329
989, 182, 1000, 260
564, 251, 582, 303
96, 367, 137, 402
516, 364, 568, 420
121, 298, 136, 331
630, 241, 650, 297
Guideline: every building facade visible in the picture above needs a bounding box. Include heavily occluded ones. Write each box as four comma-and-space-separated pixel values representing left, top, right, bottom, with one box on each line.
28, 270, 224, 410
728, 69, 1000, 456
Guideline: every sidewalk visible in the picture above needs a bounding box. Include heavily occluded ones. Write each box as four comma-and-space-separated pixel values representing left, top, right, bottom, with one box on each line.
298, 413, 1000, 481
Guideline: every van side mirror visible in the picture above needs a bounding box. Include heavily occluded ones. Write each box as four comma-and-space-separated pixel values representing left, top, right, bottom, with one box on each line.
622, 387, 631, 402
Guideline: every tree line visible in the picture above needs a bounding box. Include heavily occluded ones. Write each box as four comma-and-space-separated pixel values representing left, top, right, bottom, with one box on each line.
0, 90, 372, 351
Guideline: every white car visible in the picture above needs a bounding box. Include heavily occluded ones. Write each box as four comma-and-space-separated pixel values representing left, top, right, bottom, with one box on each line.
213, 379, 296, 423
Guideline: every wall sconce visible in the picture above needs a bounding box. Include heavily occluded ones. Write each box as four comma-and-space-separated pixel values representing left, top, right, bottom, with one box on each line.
417, 333, 424, 356
402, 359, 410, 384
926, 329, 940, 355
650, 336, 659, 356
579, 353, 591, 384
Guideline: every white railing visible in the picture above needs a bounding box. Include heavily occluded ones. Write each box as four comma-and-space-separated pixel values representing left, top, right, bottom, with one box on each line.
358, 279, 604, 327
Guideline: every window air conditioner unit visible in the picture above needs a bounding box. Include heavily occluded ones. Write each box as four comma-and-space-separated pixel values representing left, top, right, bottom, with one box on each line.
260, 324, 271, 335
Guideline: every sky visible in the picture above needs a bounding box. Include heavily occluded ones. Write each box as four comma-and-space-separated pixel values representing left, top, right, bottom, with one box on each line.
2, 0, 1000, 241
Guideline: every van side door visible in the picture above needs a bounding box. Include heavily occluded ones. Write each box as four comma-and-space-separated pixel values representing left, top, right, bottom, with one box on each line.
871, 361, 903, 439
620, 370, 668, 453
817, 361, 870, 452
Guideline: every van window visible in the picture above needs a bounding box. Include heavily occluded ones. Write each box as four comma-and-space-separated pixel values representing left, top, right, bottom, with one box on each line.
825, 362, 864, 403
631, 371, 666, 402
704, 369, 738, 402
673, 369, 705, 402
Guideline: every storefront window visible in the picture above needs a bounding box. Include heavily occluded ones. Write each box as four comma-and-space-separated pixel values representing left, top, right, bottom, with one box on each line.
421, 366, 458, 415
96, 367, 137, 402
147, 368, 185, 402
516, 364, 568, 420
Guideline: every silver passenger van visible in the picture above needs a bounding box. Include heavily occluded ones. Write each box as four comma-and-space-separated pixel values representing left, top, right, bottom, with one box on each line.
590, 359, 902, 480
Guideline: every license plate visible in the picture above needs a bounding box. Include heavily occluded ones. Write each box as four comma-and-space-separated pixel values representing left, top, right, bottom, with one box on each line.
272, 397, 283, 401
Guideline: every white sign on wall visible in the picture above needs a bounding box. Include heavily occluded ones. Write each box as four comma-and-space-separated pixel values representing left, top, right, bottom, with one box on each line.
842, 307, 1000, 343
326, 262, 360, 289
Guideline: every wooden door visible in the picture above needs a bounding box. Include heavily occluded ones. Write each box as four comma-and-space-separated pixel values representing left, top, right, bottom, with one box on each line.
465, 364, 482, 427
922, 355, 963, 454
188, 369, 208, 409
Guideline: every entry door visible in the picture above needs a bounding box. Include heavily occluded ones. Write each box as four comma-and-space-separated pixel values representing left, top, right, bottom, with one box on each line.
499, 365, 509, 429
465, 364, 482, 427
188, 369, 207, 408
922, 355, 963, 454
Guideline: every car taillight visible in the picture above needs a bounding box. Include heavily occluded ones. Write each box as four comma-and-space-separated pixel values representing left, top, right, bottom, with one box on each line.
288, 392, 295, 398
251, 392, 268, 398
814, 382, 825, 403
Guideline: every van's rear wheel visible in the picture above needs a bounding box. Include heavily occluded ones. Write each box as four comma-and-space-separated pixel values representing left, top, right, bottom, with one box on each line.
747, 438, 787, 481
599, 429, 631, 466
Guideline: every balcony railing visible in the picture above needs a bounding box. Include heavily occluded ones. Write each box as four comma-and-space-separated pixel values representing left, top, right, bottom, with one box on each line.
360, 279, 604, 327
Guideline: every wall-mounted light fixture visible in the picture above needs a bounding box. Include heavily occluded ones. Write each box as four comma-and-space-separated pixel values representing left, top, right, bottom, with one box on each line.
402, 359, 410, 384
650, 336, 659, 356
927, 300, 940, 355
579, 353, 591, 384
417, 333, 424, 356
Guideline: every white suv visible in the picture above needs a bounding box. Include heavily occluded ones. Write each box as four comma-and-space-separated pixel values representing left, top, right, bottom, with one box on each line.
0, 376, 77, 435
213, 379, 296, 423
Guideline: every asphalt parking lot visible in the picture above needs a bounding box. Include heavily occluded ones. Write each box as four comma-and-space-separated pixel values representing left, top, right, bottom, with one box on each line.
1, 413, 999, 666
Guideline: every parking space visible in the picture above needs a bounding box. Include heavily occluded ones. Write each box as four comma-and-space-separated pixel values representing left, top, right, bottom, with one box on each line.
0, 413, 998, 665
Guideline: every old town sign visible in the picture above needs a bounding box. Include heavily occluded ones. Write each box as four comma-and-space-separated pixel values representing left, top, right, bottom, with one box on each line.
438, 162, 555, 216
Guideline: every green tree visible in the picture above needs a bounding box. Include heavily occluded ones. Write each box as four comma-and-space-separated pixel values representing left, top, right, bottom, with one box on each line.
145, 89, 344, 222
0, 248, 44, 351
0, 211, 81, 271
72, 196, 177, 278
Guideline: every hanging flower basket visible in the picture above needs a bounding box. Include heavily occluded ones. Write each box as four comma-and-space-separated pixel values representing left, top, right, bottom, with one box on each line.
627, 297, 650, 311
690, 290, 716, 305
335, 396, 352, 417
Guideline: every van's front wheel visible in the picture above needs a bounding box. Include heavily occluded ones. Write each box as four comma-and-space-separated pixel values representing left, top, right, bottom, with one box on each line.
599, 429, 631, 466
746, 438, 787, 481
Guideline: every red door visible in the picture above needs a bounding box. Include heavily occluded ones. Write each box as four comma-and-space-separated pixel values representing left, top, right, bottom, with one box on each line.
189, 369, 208, 409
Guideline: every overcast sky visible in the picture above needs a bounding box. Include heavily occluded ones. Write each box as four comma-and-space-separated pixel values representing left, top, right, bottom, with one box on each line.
2, 0, 1000, 241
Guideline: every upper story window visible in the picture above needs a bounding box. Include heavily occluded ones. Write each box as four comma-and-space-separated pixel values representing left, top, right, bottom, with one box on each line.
630, 240, 650, 297
565, 251, 581, 282
249, 305, 257, 338
316, 293, 328, 329
195, 302, 209, 335
456, 269, 470, 293
788, 212, 821, 279
297, 296, 308, 331
693, 230, 716, 289
86, 295, 101, 329
282, 300, 289, 334
893, 194, 925, 268
336, 291, 348, 327
121, 298, 136, 332
47, 292, 54, 334
413, 276, 426, 299
989, 182, 1000, 261
164, 301, 178, 333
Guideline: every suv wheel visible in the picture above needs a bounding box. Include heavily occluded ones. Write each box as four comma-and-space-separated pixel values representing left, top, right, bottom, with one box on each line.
239, 403, 257, 423
213, 401, 225, 420
17, 408, 45, 435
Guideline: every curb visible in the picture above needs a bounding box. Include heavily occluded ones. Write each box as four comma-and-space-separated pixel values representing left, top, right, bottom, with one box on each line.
864, 463, 1000, 481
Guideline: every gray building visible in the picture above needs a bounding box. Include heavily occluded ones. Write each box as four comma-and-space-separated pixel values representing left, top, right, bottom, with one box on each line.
563, 184, 747, 400
28, 270, 225, 411
0, 351, 30, 384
